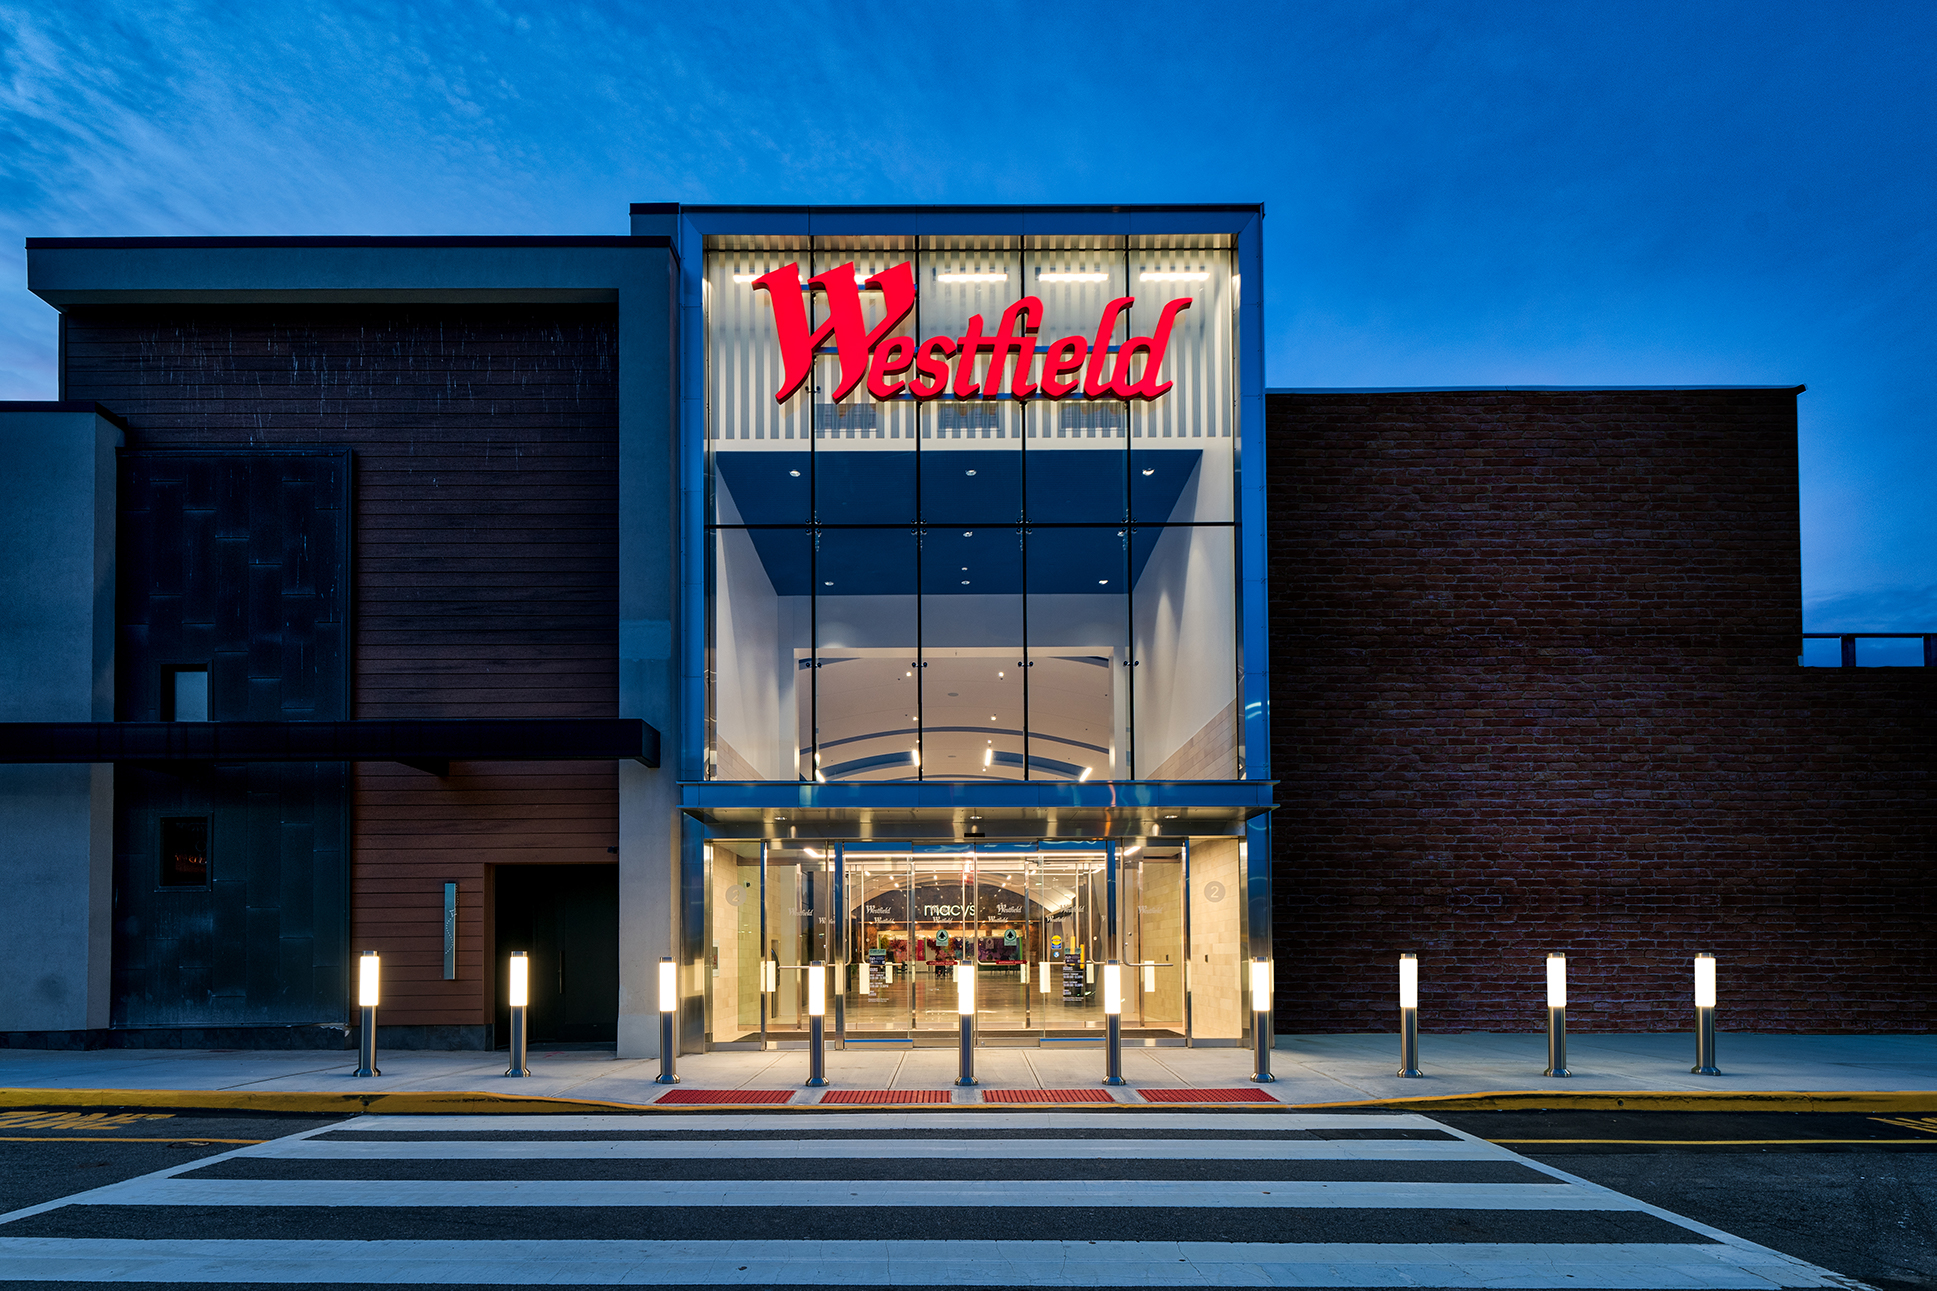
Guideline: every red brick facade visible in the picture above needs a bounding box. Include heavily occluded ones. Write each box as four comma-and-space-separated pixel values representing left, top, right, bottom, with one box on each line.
1266, 389, 1934, 1034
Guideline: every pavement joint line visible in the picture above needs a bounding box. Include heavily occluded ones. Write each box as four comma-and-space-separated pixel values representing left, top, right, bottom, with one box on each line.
3, 1086, 1936, 1115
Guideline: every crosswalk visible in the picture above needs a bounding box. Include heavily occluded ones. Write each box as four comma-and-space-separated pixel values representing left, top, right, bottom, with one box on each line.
0, 1110, 1859, 1287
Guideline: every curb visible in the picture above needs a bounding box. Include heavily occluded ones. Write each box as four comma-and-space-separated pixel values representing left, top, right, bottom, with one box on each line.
3, 1087, 1934, 1116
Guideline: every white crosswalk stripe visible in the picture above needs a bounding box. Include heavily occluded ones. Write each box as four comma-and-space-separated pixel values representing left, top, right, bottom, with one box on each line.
0, 1111, 1865, 1288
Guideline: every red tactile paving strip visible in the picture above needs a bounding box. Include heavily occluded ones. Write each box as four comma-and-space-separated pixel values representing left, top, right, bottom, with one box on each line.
818, 1089, 952, 1105
982, 1088, 1116, 1104
654, 1088, 794, 1105
1138, 1087, 1279, 1104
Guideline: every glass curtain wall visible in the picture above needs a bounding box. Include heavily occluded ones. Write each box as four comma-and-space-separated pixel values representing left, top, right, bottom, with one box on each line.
707, 233, 1239, 782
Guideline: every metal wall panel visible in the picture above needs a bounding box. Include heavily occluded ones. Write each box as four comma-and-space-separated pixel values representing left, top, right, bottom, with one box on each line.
112, 450, 351, 1029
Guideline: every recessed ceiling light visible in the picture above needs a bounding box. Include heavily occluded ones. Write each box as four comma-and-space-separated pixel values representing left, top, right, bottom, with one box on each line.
789, 469, 801, 477
1141, 468, 1154, 476
1098, 579, 1109, 585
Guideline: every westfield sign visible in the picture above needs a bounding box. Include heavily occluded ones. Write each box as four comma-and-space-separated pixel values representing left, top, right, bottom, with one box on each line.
753, 261, 1191, 405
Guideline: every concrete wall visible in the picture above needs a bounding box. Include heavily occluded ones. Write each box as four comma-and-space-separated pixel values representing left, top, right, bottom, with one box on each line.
0, 407, 121, 1034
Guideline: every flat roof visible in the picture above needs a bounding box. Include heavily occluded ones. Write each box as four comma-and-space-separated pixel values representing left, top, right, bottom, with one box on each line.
24, 236, 665, 251
1267, 385, 1806, 393
637, 202, 1263, 215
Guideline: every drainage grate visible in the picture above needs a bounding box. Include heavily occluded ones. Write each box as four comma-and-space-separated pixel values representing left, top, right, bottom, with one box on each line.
982, 1088, 1116, 1104
818, 1089, 952, 1105
1138, 1087, 1278, 1104
654, 1089, 794, 1105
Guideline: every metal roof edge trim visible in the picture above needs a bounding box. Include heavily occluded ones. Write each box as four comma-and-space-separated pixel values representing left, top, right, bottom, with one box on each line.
25, 236, 671, 250
1266, 385, 1807, 394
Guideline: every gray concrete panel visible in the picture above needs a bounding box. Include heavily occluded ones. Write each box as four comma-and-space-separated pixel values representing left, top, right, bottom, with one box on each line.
0, 409, 121, 1031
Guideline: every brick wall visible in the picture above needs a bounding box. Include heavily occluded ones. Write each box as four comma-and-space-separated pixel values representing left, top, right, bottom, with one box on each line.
1266, 389, 1934, 1034
64, 305, 621, 1034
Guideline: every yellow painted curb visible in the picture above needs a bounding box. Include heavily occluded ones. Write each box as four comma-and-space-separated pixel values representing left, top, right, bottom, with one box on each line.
1272, 1090, 1937, 1115
0, 1089, 662, 1115
1, 1087, 1934, 1116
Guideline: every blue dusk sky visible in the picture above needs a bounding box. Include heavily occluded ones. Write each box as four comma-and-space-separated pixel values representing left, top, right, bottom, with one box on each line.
2, 1, 1930, 630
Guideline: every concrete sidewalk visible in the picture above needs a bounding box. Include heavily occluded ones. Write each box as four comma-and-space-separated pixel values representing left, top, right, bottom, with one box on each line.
1, 1032, 1930, 1107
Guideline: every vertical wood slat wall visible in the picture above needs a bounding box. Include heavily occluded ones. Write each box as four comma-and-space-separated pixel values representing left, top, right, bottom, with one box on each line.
64, 305, 622, 1035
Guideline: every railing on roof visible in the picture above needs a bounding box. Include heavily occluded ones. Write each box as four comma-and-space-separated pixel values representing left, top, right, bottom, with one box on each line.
1800, 634, 1935, 667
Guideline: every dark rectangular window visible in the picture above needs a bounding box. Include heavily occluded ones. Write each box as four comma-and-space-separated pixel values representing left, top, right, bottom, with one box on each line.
165, 668, 209, 721
159, 817, 210, 887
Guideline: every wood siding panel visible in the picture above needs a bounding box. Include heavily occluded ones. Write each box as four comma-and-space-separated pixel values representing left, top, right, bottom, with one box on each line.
63, 304, 622, 1032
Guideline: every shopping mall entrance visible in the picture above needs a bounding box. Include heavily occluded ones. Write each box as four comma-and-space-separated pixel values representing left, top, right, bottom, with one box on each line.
705, 837, 1250, 1048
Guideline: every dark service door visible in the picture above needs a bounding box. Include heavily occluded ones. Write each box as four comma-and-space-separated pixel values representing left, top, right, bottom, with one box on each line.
494, 865, 619, 1043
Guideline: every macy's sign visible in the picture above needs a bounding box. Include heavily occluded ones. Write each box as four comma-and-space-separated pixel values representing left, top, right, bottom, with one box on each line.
753, 261, 1191, 406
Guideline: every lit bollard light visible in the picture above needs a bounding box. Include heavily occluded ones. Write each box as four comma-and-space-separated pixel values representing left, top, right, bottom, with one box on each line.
1544, 953, 1571, 1078
656, 956, 679, 1085
353, 951, 380, 1078
805, 961, 828, 1087
1250, 957, 1275, 1083
1103, 960, 1126, 1085
1397, 953, 1422, 1078
1691, 952, 1720, 1076
505, 952, 531, 1077
955, 962, 978, 1086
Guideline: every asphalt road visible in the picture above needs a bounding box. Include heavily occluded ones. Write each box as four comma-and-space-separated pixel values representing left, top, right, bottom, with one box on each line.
1434, 1110, 1937, 1291
0, 1108, 347, 1214
0, 1103, 1930, 1290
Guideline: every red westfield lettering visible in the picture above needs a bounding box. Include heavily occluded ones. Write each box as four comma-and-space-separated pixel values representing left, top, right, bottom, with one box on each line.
752, 261, 1190, 405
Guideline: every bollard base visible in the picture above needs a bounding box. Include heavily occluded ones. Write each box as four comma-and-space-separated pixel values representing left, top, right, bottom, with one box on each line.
1691, 1065, 1721, 1076
655, 1013, 680, 1084
354, 1005, 380, 1078
505, 1006, 531, 1078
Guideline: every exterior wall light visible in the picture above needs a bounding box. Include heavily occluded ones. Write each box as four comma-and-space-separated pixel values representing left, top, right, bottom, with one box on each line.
1544, 953, 1571, 1078
1397, 953, 1422, 1078
1102, 960, 1126, 1086
1250, 957, 1274, 1083
805, 961, 828, 1088
656, 956, 679, 1085
353, 951, 380, 1078
1692, 953, 1720, 1075
955, 962, 977, 1087
505, 952, 531, 1077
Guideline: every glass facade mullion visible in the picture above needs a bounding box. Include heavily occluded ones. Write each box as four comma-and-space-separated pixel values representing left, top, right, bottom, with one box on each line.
705, 233, 1239, 784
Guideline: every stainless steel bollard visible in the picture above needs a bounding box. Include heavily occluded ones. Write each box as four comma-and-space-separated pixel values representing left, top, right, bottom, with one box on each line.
1103, 961, 1125, 1086
656, 956, 680, 1085
1250, 957, 1275, 1083
1397, 952, 1422, 1078
805, 961, 828, 1087
505, 951, 531, 1077
1691, 952, 1720, 1075
353, 952, 380, 1078
955, 962, 977, 1087
1544, 953, 1570, 1077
